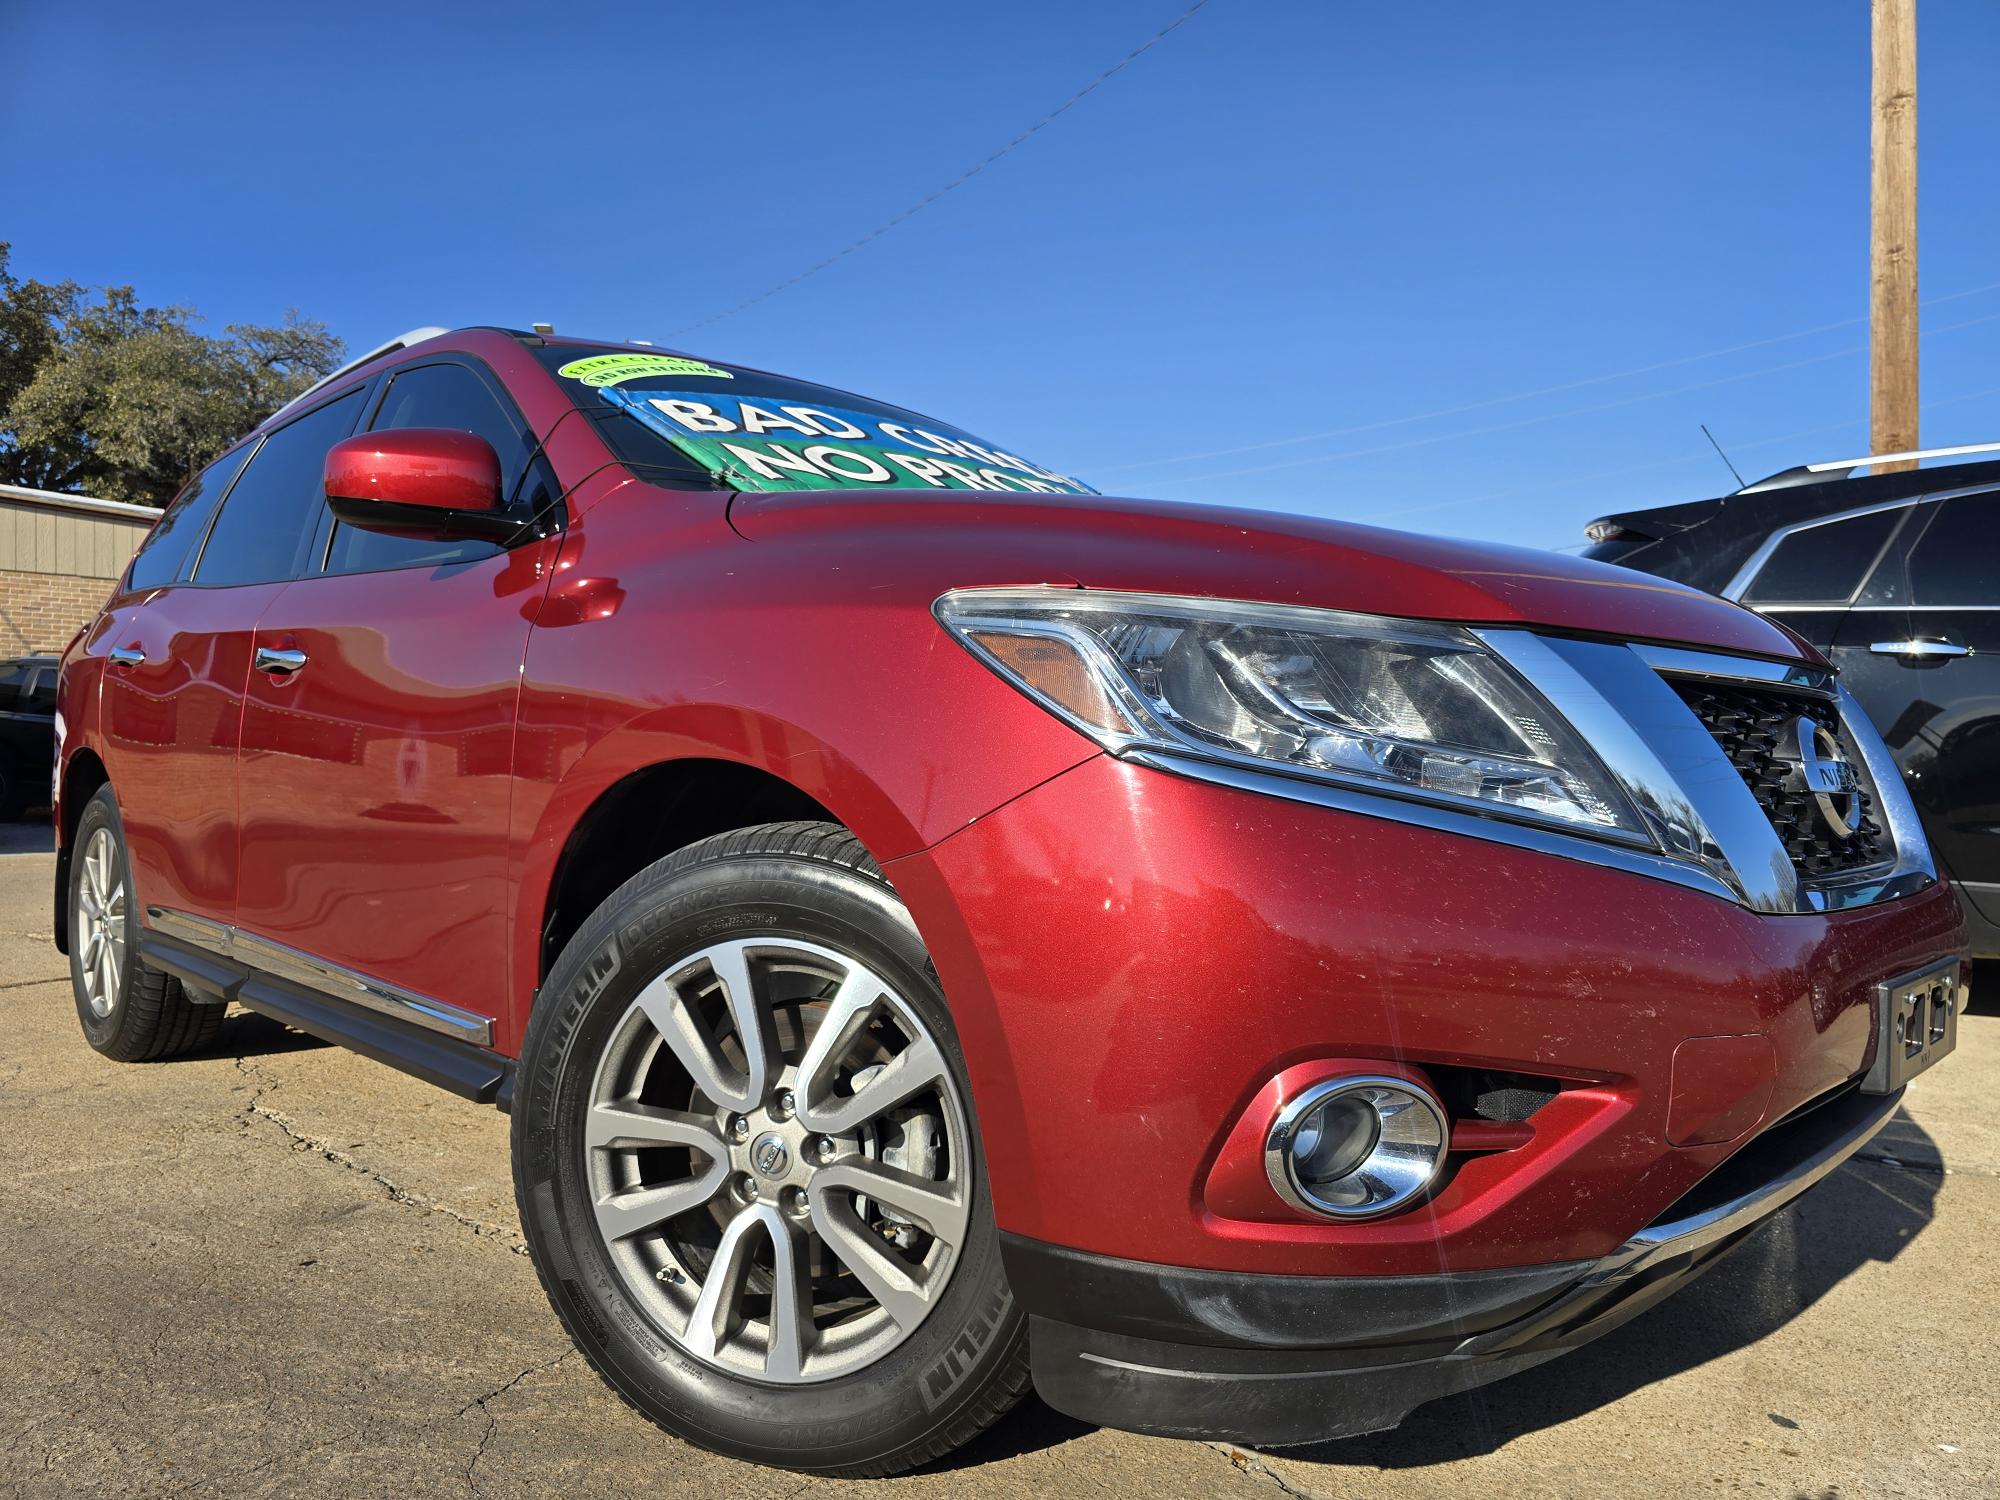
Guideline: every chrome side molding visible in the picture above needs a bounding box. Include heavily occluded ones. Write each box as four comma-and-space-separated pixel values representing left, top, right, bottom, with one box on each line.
146, 908, 493, 1047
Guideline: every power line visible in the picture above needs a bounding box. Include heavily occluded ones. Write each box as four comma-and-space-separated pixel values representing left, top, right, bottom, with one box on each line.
1341, 381, 2000, 531
667, 1, 1215, 338
1081, 278, 2000, 477
1147, 308, 2000, 492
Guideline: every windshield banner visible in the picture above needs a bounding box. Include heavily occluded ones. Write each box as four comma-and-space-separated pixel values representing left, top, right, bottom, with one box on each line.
590, 386, 1092, 495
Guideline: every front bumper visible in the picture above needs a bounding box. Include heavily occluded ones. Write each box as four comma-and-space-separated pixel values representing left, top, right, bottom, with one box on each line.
1011, 1081, 1902, 1445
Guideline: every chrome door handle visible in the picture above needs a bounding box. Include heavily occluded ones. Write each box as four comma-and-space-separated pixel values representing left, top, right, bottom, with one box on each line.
254, 646, 309, 675
1870, 639, 1971, 659
106, 645, 146, 668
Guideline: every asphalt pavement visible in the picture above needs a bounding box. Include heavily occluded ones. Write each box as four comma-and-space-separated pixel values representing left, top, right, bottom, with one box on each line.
1, 818, 1993, 1498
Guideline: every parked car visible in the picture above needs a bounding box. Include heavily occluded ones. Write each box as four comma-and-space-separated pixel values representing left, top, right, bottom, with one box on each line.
55, 328, 1967, 1476
0, 653, 58, 818
1584, 443, 2000, 956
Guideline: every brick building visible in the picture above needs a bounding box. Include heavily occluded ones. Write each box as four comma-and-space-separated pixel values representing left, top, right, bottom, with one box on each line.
0, 484, 156, 653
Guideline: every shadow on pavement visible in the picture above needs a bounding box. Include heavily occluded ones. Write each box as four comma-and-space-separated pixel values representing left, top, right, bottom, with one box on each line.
1263, 1114, 1941, 1469
199, 1007, 333, 1060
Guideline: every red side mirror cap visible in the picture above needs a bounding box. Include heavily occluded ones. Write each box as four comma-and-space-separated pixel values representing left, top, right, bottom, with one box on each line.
324, 428, 504, 513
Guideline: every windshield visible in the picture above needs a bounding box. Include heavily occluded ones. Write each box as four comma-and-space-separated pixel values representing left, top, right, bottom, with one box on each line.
534, 345, 1093, 496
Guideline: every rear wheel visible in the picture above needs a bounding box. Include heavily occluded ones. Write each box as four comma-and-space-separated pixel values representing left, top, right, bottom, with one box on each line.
513, 822, 1027, 1476
69, 785, 225, 1061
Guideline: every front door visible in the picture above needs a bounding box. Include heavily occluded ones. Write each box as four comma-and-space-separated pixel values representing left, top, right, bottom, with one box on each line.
234, 358, 562, 1049
99, 392, 368, 933
1831, 488, 2000, 923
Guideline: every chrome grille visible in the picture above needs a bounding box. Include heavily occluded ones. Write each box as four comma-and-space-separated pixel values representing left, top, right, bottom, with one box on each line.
1669, 682, 1889, 880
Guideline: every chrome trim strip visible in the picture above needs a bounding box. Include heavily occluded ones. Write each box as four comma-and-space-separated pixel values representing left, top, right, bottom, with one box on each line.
1829, 681, 1935, 897
1628, 643, 1833, 693
144, 908, 493, 1047
1123, 750, 1745, 906
1593, 1088, 1898, 1281
1459, 1088, 1903, 1362
1485, 632, 1798, 910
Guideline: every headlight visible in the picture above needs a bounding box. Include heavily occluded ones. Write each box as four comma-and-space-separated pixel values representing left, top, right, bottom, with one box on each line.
936, 588, 1648, 843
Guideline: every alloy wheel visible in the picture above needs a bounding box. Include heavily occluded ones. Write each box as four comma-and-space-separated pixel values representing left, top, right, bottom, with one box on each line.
585, 936, 969, 1383
76, 826, 126, 1019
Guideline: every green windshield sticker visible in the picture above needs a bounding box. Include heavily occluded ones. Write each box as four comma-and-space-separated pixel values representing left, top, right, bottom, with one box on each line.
556, 353, 734, 387
590, 386, 1093, 494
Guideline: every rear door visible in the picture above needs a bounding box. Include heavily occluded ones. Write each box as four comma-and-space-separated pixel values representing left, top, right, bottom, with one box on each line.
98, 389, 368, 931
1833, 488, 2000, 922
234, 357, 562, 1048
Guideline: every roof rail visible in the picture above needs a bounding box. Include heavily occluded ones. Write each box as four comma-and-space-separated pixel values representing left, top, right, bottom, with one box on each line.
265, 326, 451, 426
1801, 439, 2000, 473
1737, 438, 2000, 493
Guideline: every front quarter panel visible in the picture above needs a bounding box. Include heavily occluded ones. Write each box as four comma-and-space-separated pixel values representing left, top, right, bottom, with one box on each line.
508, 479, 1104, 1038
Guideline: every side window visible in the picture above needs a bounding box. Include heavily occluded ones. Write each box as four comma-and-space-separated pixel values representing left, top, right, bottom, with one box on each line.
125, 445, 255, 592
324, 362, 532, 575
1905, 494, 1998, 607
1741, 508, 1903, 606
0, 661, 30, 708
193, 391, 364, 587
22, 665, 56, 714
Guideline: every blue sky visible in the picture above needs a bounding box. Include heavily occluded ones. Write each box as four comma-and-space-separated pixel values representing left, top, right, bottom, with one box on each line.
7, 1, 1999, 549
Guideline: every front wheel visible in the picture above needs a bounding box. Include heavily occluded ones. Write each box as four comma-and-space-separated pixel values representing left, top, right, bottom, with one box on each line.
512, 822, 1028, 1477
68, 785, 225, 1061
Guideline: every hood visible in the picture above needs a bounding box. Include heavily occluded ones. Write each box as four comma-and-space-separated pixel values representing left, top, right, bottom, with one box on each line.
727, 488, 1813, 662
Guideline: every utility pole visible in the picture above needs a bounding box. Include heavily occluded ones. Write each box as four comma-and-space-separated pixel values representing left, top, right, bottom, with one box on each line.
1871, 0, 1919, 469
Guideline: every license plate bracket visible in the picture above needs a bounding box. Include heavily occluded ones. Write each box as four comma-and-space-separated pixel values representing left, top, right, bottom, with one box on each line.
1862, 958, 1962, 1094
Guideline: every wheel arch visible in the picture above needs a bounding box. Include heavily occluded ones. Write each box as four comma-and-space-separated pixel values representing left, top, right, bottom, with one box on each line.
531, 755, 846, 991
52, 747, 111, 956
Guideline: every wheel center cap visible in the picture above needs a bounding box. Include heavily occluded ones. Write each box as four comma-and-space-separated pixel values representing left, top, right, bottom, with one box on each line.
749, 1132, 791, 1179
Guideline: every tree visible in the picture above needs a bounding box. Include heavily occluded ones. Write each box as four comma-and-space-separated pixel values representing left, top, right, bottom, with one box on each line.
0, 243, 345, 505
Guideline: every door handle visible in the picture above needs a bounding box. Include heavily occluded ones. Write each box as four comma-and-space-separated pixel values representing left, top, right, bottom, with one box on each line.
1870, 639, 1971, 659
106, 645, 146, 668
254, 646, 309, 676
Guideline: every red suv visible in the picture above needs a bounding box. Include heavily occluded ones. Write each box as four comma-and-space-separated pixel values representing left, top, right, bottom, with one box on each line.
54, 327, 1966, 1476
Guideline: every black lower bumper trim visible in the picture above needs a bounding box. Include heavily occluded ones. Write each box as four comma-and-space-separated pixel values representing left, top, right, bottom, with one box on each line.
1015, 1082, 1901, 1445
1001, 1236, 1588, 1353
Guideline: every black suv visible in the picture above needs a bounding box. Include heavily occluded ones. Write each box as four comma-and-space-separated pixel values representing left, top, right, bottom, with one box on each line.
0, 654, 58, 819
1585, 444, 2000, 955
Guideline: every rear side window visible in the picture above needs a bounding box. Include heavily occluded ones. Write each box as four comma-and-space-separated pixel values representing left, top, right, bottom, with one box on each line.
21, 665, 55, 714
1905, 494, 1997, 606
125, 446, 255, 592
193, 391, 363, 587
324, 362, 532, 575
1741, 508, 1902, 605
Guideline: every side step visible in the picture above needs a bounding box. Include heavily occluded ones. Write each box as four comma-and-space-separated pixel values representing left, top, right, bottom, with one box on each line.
137, 931, 513, 1108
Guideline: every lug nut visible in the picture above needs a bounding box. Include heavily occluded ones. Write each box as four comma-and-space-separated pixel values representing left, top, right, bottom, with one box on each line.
773, 1090, 795, 1120
728, 1115, 750, 1141
783, 1186, 809, 1216
814, 1137, 836, 1164
732, 1172, 757, 1203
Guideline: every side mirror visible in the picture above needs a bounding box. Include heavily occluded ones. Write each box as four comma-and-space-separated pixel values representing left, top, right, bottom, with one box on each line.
323, 428, 519, 542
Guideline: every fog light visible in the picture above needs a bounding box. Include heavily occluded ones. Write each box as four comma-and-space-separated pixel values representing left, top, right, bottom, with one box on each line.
1264, 1076, 1448, 1220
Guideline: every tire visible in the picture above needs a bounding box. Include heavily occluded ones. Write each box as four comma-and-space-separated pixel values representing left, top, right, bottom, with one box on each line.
513, 821, 1029, 1477
68, 785, 226, 1061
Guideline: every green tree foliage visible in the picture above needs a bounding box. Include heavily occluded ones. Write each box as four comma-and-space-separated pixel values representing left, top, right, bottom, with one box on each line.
0, 244, 345, 505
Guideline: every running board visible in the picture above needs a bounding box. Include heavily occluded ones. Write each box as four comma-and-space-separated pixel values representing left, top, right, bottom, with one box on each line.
137, 930, 513, 1108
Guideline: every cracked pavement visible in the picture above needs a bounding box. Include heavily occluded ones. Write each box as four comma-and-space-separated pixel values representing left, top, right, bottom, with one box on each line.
1, 821, 1995, 1498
